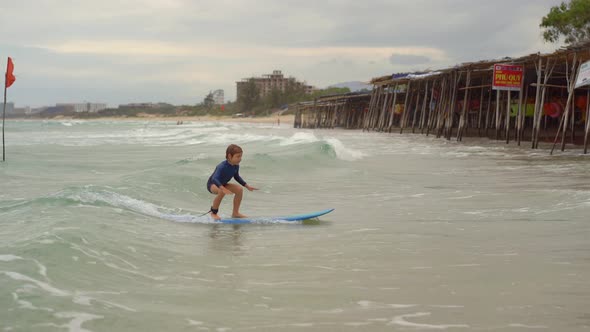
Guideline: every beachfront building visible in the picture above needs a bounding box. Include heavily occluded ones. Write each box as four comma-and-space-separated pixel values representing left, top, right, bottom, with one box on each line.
212, 89, 224, 105
236, 70, 315, 102
56, 103, 107, 113
295, 40, 590, 154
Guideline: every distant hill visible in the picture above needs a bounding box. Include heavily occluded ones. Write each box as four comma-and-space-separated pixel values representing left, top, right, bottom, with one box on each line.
328, 81, 372, 92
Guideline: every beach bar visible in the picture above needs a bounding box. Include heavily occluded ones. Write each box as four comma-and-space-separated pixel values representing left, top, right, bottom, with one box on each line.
295, 40, 590, 154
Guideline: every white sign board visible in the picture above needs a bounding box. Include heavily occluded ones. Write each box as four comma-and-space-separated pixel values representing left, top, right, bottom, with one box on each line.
575, 60, 590, 89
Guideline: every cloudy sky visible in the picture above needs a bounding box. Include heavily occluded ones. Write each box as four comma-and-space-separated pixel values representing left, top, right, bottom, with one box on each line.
0, 0, 564, 107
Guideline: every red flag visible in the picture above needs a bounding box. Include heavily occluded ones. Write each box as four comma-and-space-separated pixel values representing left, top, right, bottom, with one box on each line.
5, 57, 15, 88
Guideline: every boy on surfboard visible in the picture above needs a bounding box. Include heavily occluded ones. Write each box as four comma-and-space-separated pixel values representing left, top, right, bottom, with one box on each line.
207, 144, 257, 220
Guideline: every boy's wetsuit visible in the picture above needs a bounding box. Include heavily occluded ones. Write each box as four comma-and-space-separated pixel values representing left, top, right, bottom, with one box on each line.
207, 160, 247, 193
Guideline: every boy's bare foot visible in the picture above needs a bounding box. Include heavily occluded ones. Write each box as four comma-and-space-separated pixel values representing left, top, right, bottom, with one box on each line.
211, 212, 221, 220
232, 213, 247, 218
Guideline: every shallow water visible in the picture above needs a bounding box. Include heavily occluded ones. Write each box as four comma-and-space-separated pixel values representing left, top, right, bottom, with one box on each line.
1, 119, 589, 331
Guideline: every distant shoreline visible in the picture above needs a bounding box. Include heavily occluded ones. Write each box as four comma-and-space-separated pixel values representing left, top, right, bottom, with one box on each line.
8, 114, 294, 125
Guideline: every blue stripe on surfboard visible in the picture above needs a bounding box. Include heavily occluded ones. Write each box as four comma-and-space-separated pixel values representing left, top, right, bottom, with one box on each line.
218, 208, 334, 224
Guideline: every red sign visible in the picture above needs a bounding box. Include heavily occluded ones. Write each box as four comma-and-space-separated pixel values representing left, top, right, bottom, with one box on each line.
492, 64, 523, 91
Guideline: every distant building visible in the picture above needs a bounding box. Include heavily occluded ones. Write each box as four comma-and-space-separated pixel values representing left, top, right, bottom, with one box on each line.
212, 89, 224, 105
30, 107, 47, 115
56, 102, 107, 113
13, 106, 30, 116
1, 102, 14, 114
236, 70, 315, 102
119, 102, 171, 109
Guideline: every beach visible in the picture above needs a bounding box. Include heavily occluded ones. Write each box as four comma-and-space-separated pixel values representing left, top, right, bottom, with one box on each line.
44, 113, 295, 125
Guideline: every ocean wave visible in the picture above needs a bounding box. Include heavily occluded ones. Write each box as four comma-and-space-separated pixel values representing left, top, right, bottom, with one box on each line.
279, 132, 320, 146
323, 138, 366, 161
0, 187, 309, 224
5, 122, 366, 161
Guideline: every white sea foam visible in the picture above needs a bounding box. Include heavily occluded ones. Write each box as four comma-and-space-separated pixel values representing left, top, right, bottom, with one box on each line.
67, 188, 211, 223
12, 292, 54, 312
4, 270, 137, 315
54, 312, 104, 332
508, 323, 548, 329
290, 323, 313, 327
389, 312, 469, 329
316, 308, 344, 314
386, 304, 418, 309
279, 132, 319, 146
343, 322, 371, 326
212, 132, 282, 145
33, 259, 48, 278
325, 138, 366, 161
347, 228, 380, 233
1, 271, 69, 296
187, 319, 204, 326
0, 255, 22, 262
58, 186, 311, 225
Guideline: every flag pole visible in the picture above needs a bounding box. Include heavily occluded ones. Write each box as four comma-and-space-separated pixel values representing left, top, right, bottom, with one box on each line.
2, 81, 6, 162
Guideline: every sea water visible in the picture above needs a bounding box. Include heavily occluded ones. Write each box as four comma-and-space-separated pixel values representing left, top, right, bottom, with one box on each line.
0, 119, 589, 331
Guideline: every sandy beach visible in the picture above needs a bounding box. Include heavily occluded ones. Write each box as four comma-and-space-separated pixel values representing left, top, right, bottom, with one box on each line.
46, 114, 295, 125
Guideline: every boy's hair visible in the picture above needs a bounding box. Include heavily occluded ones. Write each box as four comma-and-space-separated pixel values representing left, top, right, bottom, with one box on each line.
226, 144, 243, 159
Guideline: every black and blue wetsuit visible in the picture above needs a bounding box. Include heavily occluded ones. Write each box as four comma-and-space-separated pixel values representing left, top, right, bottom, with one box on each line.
207, 160, 247, 193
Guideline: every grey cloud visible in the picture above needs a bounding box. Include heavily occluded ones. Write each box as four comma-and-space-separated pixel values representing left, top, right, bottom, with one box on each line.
389, 54, 430, 66
0, 0, 565, 106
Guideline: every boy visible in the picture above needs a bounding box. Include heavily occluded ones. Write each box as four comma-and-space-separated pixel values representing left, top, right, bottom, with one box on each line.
207, 144, 257, 220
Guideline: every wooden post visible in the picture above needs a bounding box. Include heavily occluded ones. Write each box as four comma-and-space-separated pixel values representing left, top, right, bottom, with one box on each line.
385, 89, 395, 131
477, 83, 484, 136
447, 71, 461, 140
369, 87, 380, 130
457, 70, 471, 141
494, 90, 501, 140
379, 88, 391, 131
531, 56, 543, 148
363, 88, 376, 131
534, 59, 556, 149
552, 53, 579, 153
517, 82, 528, 145
363, 89, 374, 130
484, 87, 492, 137
370, 86, 384, 130
411, 82, 422, 133
506, 90, 512, 144
436, 77, 449, 138
419, 81, 430, 133
312, 99, 318, 129
400, 81, 411, 134
570, 87, 576, 143
584, 89, 590, 154
514, 73, 523, 143
387, 84, 399, 132
425, 80, 438, 136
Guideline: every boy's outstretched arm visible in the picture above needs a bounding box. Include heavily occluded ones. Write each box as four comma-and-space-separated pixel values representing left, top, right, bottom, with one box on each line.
245, 184, 258, 191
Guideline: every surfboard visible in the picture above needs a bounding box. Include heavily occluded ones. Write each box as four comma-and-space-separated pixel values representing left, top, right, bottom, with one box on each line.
218, 208, 334, 224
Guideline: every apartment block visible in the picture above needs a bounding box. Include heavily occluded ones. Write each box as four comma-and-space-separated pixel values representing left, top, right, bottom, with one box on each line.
236, 70, 315, 102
